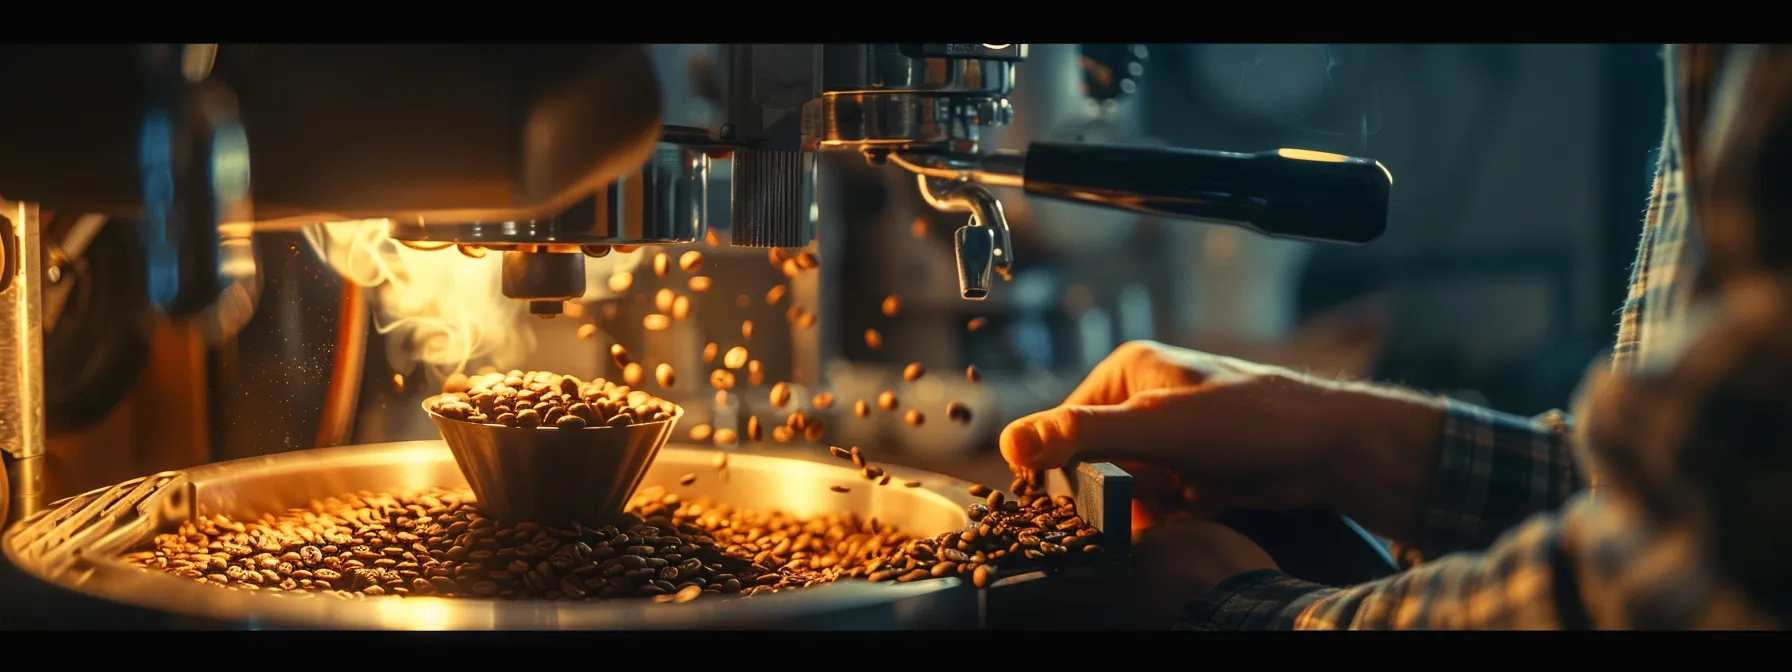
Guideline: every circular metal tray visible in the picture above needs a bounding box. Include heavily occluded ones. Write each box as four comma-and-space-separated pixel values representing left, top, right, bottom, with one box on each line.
3, 441, 992, 630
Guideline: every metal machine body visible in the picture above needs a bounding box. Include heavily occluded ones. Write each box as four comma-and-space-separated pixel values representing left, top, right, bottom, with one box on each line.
0, 44, 1397, 627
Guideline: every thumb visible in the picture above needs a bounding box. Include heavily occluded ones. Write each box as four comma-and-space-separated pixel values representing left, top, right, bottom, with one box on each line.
1000, 396, 1182, 471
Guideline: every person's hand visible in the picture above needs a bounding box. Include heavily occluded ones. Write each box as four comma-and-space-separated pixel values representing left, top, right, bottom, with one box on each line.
1000, 340, 1446, 541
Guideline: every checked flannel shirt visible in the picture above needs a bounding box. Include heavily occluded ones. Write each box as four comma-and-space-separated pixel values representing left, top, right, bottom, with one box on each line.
1177, 44, 1788, 630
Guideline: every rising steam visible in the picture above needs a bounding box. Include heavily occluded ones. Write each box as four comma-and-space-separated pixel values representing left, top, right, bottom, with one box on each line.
302, 220, 643, 386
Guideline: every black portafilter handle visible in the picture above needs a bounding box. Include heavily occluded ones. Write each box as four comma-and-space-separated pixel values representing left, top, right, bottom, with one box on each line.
1020, 141, 1393, 244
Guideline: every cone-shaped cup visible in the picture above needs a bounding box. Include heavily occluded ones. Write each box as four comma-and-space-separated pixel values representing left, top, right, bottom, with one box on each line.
424, 402, 682, 526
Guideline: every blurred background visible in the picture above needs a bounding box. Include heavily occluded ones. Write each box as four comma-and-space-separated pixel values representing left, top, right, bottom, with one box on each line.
41, 43, 1671, 499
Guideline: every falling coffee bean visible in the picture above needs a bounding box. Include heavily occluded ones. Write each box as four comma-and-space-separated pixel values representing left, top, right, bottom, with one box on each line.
724, 347, 748, 370
854, 400, 870, 418
902, 362, 925, 382
947, 402, 973, 424
864, 329, 883, 350
678, 250, 704, 273
967, 317, 988, 332
655, 363, 676, 388
881, 295, 901, 318
812, 392, 834, 410
904, 410, 925, 427
653, 252, 669, 277
877, 390, 899, 411
703, 342, 719, 363
689, 424, 713, 441
829, 485, 850, 494
679, 473, 698, 487
769, 383, 791, 408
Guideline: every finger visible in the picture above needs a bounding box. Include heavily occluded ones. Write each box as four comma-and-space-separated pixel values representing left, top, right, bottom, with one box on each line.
998, 392, 1190, 471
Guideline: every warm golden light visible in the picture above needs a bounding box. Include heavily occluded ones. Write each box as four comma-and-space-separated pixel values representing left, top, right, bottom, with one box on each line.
1276, 148, 1351, 163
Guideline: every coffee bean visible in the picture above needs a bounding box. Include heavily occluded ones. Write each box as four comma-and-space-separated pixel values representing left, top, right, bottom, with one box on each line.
829, 445, 852, 461
877, 390, 898, 411
863, 329, 883, 350
643, 314, 671, 331
740, 320, 753, 340
854, 399, 870, 418
611, 344, 633, 368
679, 474, 698, 487
902, 362, 925, 382
904, 481, 922, 488
904, 410, 925, 427
946, 402, 973, 424
714, 428, 738, 445
723, 347, 748, 370
689, 424, 713, 441
703, 342, 719, 363
746, 416, 761, 441
689, 276, 712, 293
812, 392, 834, 410
967, 317, 988, 332
655, 364, 676, 388
968, 484, 993, 497
849, 446, 865, 468
678, 250, 704, 273
879, 295, 902, 318
653, 252, 669, 277
709, 369, 736, 390
765, 285, 787, 306
795, 250, 820, 269
130, 446, 1106, 603
769, 383, 791, 408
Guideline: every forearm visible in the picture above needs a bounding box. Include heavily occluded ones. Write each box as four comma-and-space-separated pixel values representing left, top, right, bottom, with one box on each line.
1315, 381, 1582, 555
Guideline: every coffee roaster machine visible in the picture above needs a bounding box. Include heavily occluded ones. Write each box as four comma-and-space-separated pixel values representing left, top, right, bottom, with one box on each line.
0, 44, 1397, 629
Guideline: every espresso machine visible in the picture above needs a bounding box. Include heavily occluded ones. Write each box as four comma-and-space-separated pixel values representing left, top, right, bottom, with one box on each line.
0, 44, 1395, 629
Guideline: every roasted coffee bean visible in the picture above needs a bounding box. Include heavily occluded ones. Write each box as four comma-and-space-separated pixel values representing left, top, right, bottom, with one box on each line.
689, 276, 713, 293
713, 452, 728, 470
854, 399, 870, 418
828, 445, 852, 461
622, 362, 645, 387
881, 295, 901, 318
968, 484, 993, 497
877, 390, 899, 411
769, 383, 791, 408
904, 410, 925, 427
765, 285, 787, 306
904, 481, 922, 488
679, 473, 698, 487
967, 317, 988, 332
902, 362, 925, 382
709, 369, 736, 390
643, 314, 672, 331
861, 466, 884, 481
703, 342, 719, 363
863, 329, 883, 350
746, 416, 762, 441
653, 252, 670, 277
131, 452, 1106, 603
678, 250, 704, 273
812, 392, 834, 410
714, 428, 738, 445
655, 364, 676, 388
740, 320, 753, 340
689, 424, 713, 441
611, 344, 633, 368
849, 446, 865, 468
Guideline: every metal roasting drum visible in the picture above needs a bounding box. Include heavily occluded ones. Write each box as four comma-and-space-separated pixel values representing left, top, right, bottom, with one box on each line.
1, 442, 1054, 630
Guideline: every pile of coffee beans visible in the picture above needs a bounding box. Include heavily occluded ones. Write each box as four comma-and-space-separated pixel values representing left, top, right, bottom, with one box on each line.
121, 459, 1107, 601
427, 369, 677, 429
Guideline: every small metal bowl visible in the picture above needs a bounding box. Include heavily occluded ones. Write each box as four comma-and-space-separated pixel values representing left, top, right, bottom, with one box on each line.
424, 401, 683, 525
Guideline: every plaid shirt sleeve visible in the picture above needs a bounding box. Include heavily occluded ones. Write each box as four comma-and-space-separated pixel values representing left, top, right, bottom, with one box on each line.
1412, 402, 1581, 558
1175, 44, 1792, 631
